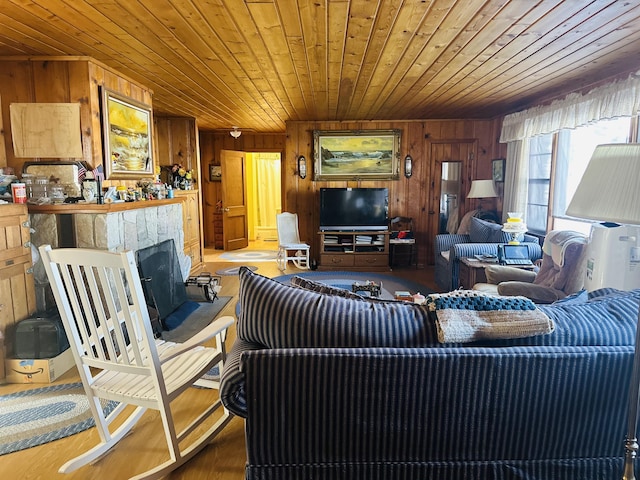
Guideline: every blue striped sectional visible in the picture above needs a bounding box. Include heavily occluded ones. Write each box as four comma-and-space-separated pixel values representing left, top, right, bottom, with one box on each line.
220, 268, 640, 479
434, 232, 542, 291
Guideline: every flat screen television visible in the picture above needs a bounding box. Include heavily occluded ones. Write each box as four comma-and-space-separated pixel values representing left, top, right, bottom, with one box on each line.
319, 187, 389, 231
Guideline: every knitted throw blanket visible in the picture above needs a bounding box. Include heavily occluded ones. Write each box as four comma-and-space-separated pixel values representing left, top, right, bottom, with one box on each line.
427, 290, 555, 343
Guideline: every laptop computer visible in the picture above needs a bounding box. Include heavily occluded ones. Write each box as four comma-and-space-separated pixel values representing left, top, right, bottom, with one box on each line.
502, 244, 534, 266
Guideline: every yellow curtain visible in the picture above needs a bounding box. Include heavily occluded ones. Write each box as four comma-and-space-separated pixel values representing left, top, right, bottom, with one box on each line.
255, 153, 281, 228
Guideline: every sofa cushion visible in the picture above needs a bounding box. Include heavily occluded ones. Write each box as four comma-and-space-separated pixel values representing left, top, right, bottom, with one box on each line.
237, 267, 437, 348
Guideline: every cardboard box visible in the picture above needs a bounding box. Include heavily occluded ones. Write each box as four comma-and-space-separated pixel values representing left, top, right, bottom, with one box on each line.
4, 348, 74, 384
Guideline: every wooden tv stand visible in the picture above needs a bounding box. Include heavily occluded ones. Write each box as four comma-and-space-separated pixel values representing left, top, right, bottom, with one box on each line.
318, 230, 391, 271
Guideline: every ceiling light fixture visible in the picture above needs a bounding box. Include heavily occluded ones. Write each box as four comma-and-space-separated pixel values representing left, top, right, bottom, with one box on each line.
230, 126, 241, 139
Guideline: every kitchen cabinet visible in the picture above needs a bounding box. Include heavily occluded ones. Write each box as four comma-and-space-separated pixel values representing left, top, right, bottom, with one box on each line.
0, 204, 36, 378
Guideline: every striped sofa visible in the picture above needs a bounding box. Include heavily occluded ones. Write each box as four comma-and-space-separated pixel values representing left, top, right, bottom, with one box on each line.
220, 267, 640, 480
434, 216, 542, 291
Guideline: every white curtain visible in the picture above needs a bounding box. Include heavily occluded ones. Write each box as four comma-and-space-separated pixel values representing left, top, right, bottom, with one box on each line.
502, 140, 529, 221
500, 73, 640, 142
499, 71, 640, 215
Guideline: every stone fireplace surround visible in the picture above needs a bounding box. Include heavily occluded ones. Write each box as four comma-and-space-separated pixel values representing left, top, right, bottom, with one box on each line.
28, 200, 190, 312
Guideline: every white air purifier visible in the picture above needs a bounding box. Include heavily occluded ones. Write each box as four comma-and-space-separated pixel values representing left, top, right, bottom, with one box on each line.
584, 223, 640, 291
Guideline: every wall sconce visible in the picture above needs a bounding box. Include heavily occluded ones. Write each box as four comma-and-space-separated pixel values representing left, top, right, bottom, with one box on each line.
298, 155, 307, 179
230, 126, 241, 138
404, 155, 413, 178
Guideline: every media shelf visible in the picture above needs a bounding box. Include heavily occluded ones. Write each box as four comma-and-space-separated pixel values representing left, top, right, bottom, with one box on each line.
318, 230, 391, 271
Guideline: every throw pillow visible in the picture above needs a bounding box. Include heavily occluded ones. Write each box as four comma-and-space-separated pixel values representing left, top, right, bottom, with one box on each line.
469, 216, 504, 243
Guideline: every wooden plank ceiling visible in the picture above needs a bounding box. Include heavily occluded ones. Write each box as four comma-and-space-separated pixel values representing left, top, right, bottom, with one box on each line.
1, 0, 639, 133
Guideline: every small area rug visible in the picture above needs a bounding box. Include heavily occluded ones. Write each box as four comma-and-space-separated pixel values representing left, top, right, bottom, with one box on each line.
0, 382, 117, 455
273, 271, 433, 300
219, 250, 278, 262
161, 296, 232, 343
215, 265, 258, 276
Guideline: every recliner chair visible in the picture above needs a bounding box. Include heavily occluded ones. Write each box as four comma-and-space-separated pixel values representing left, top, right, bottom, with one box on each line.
473, 230, 589, 303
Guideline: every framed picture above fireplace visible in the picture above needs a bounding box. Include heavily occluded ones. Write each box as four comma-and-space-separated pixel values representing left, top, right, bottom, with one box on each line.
100, 87, 154, 180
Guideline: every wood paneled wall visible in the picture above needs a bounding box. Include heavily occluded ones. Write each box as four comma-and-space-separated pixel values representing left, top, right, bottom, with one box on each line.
0, 56, 153, 189
198, 132, 286, 246
199, 119, 505, 265
0, 57, 507, 269
286, 120, 505, 267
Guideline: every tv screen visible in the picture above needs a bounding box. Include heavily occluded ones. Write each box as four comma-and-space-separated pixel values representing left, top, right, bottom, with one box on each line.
320, 188, 389, 231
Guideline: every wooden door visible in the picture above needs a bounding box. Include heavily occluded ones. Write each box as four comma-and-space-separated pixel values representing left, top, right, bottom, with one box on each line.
220, 149, 249, 250
426, 140, 477, 262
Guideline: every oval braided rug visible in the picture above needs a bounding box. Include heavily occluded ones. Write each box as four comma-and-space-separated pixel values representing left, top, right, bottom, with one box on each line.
0, 382, 117, 455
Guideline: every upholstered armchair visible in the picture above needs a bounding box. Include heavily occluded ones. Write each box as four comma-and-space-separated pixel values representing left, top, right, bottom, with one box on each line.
434, 217, 542, 292
473, 230, 588, 303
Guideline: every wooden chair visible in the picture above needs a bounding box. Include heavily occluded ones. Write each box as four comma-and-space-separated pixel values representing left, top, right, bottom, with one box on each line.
39, 245, 234, 480
276, 212, 310, 271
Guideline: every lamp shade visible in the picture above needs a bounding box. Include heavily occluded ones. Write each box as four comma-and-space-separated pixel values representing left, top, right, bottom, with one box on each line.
565, 143, 640, 480
467, 179, 498, 198
566, 143, 640, 225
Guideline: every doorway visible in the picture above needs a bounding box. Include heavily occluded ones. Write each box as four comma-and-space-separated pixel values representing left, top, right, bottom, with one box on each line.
246, 152, 282, 244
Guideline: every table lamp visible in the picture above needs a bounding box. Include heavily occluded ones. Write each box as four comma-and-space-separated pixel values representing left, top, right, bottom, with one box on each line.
502, 212, 528, 244
467, 179, 498, 199
565, 143, 640, 479
466, 179, 500, 224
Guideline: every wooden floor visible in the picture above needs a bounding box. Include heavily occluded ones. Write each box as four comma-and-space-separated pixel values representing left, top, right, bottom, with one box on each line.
0, 242, 437, 480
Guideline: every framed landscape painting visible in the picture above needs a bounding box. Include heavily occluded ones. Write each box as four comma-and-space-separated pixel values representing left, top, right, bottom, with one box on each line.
101, 87, 154, 179
313, 130, 401, 181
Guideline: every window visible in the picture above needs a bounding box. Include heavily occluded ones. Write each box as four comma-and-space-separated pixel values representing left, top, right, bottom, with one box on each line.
526, 134, 553, 235
525, 117, 632, 234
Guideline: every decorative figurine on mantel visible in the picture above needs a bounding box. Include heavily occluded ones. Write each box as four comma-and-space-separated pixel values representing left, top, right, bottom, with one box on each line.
168, 163, 195, 190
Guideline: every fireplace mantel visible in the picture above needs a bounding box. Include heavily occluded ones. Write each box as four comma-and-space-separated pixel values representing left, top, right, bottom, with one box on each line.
30, 199, 190, 311
27, 197, 182, 215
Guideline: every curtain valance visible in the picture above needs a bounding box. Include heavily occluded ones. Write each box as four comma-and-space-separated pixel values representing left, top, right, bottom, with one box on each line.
500, 73, 640, 142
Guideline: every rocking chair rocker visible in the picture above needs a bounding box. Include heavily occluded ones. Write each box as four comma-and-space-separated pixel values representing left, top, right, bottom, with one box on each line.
39, 245, 233, 480
276, 212, 310, 271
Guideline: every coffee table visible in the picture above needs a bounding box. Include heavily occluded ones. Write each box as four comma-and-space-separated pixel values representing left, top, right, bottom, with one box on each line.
458, 257, 536, 289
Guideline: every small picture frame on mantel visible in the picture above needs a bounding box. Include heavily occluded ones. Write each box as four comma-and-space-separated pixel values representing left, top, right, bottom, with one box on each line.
209, 165, 222, 182
492, 158, 505, 183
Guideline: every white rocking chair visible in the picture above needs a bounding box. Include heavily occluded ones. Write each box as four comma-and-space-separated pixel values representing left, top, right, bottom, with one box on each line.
39, 245, 233, 480
276, 212, 310, 271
